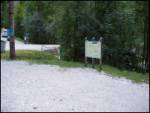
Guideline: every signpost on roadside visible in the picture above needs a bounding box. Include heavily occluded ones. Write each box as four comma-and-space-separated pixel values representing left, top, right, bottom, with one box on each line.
85, 36, 102, 70
8, 1, 16, 59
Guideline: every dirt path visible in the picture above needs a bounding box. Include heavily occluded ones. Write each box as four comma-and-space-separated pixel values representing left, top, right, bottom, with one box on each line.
1, 60, 149, 112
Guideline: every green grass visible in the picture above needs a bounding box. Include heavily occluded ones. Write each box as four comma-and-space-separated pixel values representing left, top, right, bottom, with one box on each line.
1, 50, 149, 83
1, 50, 84, 68
101, 65, 149, 83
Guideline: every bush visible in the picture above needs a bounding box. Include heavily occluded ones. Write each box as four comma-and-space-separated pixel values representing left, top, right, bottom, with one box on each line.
103, 47, 139, 71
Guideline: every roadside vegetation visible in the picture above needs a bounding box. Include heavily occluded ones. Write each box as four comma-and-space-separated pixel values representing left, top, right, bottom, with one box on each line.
1, 50, 149, 83
2, 1, 149, 73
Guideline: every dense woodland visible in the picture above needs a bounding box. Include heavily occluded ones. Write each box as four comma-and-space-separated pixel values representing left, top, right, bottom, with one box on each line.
1, 1, 149, 72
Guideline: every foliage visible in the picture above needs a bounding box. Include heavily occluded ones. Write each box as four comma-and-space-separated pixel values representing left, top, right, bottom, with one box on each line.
1, 1, 149, 72
1, 1, 9, 28
14, 2, 25, 39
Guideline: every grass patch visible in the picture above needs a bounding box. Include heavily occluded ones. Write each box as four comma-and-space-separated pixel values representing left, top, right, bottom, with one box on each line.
1, 50, 84, 68
1, 50, 149, 83
1, 50, 56, 61
101, 65, 149, 83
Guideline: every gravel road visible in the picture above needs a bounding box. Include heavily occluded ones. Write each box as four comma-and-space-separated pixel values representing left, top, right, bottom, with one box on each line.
1, 60, 149, 112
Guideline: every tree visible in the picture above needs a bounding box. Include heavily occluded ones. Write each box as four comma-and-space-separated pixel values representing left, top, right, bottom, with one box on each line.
22, 1, 56, 44
12, 1, 148, 72
143, 1, 149, 72
9, 1, 16, 59
14, 1, 25, 39
1, 1, 9, 28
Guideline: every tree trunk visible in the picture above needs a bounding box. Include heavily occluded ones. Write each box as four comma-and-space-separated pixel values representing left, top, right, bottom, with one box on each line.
143, 1, 149, 72
9, 1, 16, 59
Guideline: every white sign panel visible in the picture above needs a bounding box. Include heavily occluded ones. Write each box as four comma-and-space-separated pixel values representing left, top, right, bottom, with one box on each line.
85, 40, 101, 59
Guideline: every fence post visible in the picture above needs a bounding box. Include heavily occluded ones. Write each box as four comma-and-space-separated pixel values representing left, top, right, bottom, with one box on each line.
99, 37, 103, 70
85, 37, 87, 66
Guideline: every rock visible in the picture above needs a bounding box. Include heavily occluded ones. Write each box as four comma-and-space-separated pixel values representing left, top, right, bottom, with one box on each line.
33, 107, 37, 109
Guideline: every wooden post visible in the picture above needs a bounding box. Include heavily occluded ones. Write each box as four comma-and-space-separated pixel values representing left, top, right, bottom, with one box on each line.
99, 37, 102, 70
99, 58, 102, 70
92, 36, 95, 68
85, 57, 87, 67
9, 1, 16, 59
92, 58, 94, 68
85, 37, 87, 66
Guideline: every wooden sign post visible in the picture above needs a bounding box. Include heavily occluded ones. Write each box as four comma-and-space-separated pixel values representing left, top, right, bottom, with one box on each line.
8, 1, 16, 59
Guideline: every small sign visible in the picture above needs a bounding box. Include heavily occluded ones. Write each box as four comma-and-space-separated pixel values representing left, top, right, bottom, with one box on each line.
7, 28, 14, 37
85, 37, 102, 70
85, 39, 101, 59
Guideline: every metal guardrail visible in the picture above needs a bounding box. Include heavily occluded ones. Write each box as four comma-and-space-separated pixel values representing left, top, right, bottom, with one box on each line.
1, 40, 6, 52
41, 45, 60, 59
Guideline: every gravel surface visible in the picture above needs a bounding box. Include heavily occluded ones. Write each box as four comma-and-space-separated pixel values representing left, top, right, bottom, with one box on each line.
1, 60, 149, 112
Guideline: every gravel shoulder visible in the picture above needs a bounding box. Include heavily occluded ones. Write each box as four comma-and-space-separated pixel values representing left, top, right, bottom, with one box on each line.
1, 60, 149, 112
